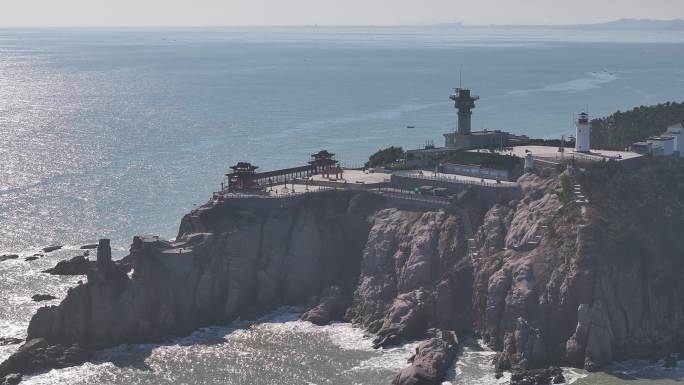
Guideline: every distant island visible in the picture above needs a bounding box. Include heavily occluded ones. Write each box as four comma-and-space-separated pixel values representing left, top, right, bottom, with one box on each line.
439, 18, 684, 30
581, 18, 684, 30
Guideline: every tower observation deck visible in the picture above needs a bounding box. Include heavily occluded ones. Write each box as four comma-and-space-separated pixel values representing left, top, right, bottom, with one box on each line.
449, 88, 479, 135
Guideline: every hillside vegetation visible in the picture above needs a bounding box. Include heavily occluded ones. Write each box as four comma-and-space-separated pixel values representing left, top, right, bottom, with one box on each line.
579, 157, 684, 260
590, 101, 684, 150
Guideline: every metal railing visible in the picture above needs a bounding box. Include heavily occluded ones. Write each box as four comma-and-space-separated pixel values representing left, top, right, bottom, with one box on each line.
392, 171, 518, 188
373, 186, 451, 205
341, 163, 366, 170
215, 184, 344, 200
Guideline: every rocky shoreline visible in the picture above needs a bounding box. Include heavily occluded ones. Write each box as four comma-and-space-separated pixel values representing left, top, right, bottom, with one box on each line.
1, 172, 683, 384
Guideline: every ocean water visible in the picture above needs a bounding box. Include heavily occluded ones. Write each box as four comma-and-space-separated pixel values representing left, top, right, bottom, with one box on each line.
1, 26, 684, 384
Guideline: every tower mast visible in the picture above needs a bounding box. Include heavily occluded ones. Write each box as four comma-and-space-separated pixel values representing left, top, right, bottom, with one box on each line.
449, 87, 479, 135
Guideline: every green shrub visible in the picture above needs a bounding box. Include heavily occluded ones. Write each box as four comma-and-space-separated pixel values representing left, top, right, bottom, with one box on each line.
366, 146, 405, 168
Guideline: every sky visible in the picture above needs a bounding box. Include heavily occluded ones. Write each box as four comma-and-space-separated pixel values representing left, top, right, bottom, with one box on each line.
0, 0, 683, 27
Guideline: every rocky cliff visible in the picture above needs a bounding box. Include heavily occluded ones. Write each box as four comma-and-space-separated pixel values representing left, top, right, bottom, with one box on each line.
3, 168, 684, 383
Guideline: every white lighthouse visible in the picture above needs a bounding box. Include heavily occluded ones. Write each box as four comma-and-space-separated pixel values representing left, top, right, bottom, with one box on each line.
575, 112, 590, 153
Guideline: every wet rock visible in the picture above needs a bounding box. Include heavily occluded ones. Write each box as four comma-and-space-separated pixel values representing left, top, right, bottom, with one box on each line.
510, 367, 564, 385
79, 244, 98, 250
0, 338, 23, 346
24, 256, 39, 262
301, 286, 345, 325
391, 329, 459, 385
42, 246, 62, 253
0, 338, 91, 380
42, 255, 93, 275
0, 255, 19, 262
494, 317, 546, 371
1, 373, 21, 385
31, 294, 57, 302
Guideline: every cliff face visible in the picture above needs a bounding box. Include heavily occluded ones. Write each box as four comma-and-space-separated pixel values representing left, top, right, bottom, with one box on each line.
26, 191, 380, 347
345, 207, 473, 347
472, 173, 684, 372
4, 170, 684, 382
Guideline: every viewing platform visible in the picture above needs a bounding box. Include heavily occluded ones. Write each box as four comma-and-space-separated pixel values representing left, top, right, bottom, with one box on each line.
204, 147, 523, 212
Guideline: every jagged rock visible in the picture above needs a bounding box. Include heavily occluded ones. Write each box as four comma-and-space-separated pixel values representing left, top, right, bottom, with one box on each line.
1, 373, 21, 385
23, 193, 379, 355
80, 244, 98, 250
24, 256, 39, 262
565, 302, 613, 371
31, 294, 57, 302
0, 338, 90, 379
42, 255, 93, 275
0, 255, 19, 262
510, 367, 564, 385
373, 289, 433, 348
346, 207, 467, 343
390, 329, 459, 385
301, 286, 344, 325
42, 246, 62, 253
0, 338, 22, 346
3, 170, 684, 382
494, 317, 546, 371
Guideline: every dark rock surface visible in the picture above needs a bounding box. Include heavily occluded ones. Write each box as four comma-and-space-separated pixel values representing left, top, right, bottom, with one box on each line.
41, 246, 62, 253
3, 172, 684, 382
42, 255, 93, 275
0, 338, 90, 380
26, 192, 380, 349
79, 244, 98, 250
0, 255, 19, 262
1, 373, 22, 385
301, 286, 345, 325
0, 338, 23, 346
31, 295, 57, 302
509, 366, 564, 385
390, 329, 459, 385
23, 257, 39, 262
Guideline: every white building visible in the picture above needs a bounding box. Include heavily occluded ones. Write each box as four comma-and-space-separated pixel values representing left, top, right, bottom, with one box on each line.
647, 136, 675, 156
575, 112, 590, 152
666, 123, 684, 156
524, 153, 534, 172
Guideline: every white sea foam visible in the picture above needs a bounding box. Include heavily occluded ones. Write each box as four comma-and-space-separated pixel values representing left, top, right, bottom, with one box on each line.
509, 71, 619, 96
564, 367, 588, 384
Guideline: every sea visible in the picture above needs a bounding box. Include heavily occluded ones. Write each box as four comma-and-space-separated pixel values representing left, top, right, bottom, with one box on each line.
1, 25, 683, 384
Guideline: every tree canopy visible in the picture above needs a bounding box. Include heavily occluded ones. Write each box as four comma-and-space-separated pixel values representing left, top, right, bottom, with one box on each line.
590, 101, 684, 150
366, 146, 405, 168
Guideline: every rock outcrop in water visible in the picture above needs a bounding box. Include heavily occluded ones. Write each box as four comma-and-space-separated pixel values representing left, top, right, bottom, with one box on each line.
4, 166, 684, 383
42, 255, 93, 275
391, 328, 459, 385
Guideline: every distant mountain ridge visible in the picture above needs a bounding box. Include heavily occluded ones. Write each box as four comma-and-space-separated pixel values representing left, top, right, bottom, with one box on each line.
456, 18, 684, 30
586, 18, 684, 30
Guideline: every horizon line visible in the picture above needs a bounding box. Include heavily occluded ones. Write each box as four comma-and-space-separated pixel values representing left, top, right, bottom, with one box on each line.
1, 18, 683, 30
